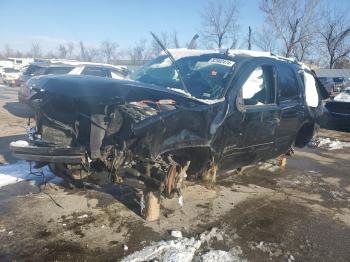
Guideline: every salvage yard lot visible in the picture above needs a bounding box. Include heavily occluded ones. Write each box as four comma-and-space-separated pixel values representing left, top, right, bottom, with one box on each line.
0, 84, 350, 261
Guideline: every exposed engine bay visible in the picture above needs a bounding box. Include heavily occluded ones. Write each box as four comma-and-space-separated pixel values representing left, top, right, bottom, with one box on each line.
11, 76, 220, 208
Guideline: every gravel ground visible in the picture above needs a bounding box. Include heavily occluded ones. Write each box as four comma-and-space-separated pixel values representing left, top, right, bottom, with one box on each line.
0, 84, 349, 261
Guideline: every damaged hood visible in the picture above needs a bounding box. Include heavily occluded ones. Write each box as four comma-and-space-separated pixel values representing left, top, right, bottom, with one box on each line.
30, 74, 212, 105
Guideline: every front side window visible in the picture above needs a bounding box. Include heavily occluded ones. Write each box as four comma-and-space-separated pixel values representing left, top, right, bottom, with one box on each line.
129, 54, 236, 100
240, 65, 276, 106
278, 64, 299, 101
23, 65, 46, 76
44, 66, 74, 75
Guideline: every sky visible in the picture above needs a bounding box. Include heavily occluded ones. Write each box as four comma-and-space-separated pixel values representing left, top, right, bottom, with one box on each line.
0, 0, 349, 54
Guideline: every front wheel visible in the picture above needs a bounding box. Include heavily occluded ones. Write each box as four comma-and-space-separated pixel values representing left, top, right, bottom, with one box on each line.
49, 163, 86, 188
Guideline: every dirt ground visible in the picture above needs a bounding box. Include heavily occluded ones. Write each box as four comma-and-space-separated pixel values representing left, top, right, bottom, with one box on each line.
0, 85, 349, 261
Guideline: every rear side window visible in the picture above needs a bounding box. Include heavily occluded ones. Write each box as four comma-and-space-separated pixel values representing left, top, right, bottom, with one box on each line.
240, 65, 276, 106
278, 64, 299, 101
23, 65, 46, 76
82, 66, 109, 77
4, 68, 19, 73
44, 66, 74, 75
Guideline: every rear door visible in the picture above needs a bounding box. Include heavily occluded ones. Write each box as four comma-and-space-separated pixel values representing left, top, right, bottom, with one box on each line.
275, 63, 303, 152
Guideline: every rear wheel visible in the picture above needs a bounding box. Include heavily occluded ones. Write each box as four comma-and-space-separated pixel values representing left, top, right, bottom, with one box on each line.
294, 122, 316, 148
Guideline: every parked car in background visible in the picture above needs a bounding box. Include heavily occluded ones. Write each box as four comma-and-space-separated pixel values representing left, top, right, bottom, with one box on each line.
11, 49, 328, 220
17, 62, 54, 87
18, 62, 129, 104
321, 87, 350, 130
68, 63, 129, 79
2, 67, 21, 86
332, 77, 350, 93
318, 77, 334, 94
18, 64, 75, 104
0, 68, 3, 84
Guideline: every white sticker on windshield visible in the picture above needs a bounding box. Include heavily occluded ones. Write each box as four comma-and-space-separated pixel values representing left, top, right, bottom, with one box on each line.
208, 58, 235, 67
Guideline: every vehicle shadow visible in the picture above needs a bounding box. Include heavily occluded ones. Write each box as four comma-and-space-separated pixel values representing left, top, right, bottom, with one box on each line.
97, 184, 142, 216
0, 134, 26, 164
3, 102, 34, 118
320, 122, 350, 133
61, 173, 143, 218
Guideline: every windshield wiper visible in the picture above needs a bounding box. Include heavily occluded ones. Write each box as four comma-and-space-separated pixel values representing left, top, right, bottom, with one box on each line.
150, 32, 189, 94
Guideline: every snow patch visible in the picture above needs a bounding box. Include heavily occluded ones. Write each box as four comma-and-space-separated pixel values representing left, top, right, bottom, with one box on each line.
121, 237, 201, 262
201, 250, 241, 262
77, 214, 89, 219
9, 140, 29, 147
258, 162, 280, 173
310, 137, 350, 150
249, 241, 283, 257
122, 227, 247, 262
0, 161, 60, 188
334, 89, 350, 102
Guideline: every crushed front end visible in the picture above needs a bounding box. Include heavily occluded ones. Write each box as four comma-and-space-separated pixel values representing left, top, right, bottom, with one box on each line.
10, 75, 219, 213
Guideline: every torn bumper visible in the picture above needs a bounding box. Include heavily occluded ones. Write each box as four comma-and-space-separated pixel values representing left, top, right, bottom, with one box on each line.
10, 143, 84, 164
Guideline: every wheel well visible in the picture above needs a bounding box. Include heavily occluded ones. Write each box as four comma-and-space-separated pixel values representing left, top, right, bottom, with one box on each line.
162, 147, 213, 178
294, 122, 316, 148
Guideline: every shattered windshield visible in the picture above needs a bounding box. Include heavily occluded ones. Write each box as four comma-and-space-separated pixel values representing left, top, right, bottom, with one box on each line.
130, 54, 236, 99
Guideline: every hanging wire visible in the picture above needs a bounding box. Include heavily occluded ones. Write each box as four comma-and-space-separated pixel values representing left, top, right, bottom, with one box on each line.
26, 161, 63, 208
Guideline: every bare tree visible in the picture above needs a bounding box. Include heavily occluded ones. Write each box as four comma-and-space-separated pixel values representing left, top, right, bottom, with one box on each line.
247, 26, 252, 50
79, 41, 87, 61
172, 30, 180, 48
86, 47, 100, 62
3, 44, 14, 58
44, 52, 57, 59
14, 50, 24, 57
293, 33, 315, 61
79, 41, 100, 62
334, 57, 350, 69
260, 0, 320, 59
67, 42, 75, 58
58, 44, 68, 58
253, 24, 277, 52
200, 0, 240, 48
128, 39, 152, 65
29, 42, 42, 58
319, 8, 350, 68
100, 41, 118, 63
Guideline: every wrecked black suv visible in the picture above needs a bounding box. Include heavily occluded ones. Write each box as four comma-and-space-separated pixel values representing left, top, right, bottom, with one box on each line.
10, 49, 327, 219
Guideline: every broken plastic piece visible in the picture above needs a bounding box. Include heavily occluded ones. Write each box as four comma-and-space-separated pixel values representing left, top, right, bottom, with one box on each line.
178, 195, 184, 207
170, 230, 182, 238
